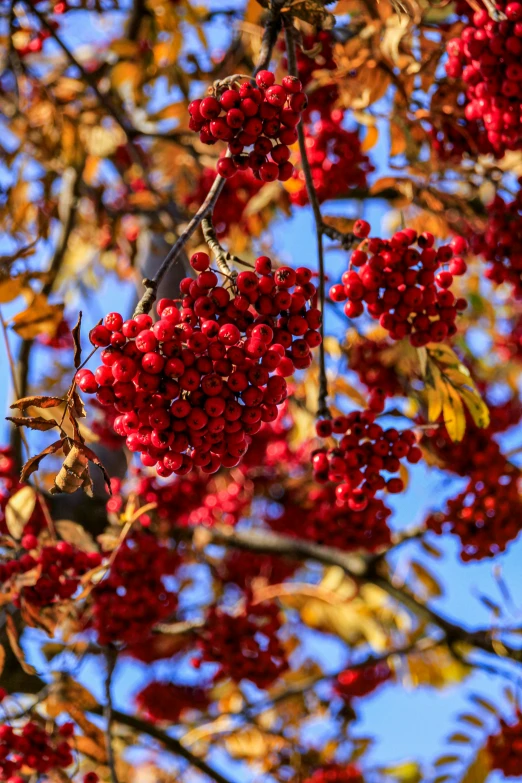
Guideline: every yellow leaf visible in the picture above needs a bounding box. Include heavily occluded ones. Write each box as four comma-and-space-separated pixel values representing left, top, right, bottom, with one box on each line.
11, 295, 64, 339
460, 749, 491, 783
361, 125, 379, 152
405, 646, 470, 689
411, 560, 443, 598
443, 383, 466, 442
0, 276, 26, 303
225, 727, 286, 760
5, 486, 37, 540
459, 387, 490, 430
390, 120, 407, 156
427, 386, 443, 423
111, 61, 142, 91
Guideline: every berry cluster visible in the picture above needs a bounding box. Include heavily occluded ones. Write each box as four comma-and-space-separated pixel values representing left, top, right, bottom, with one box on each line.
185, 168, 264, 238
426, 469, 522, 560
0, 721, 73, 779
496, 313, 522, 361
91, 532, 178, 645
349, 337, 402, 411
188, 71, 306, 181
303, 765, 363, 783
487, 710, 522, 776
0, 541, 101, 607
219, 548, 296, 590
135, 681, 209, 723
445, 2, 522, 157
468, 190, 522, 297
108, 470, 252, 530
428, 116, 494, 162
197, 598, 288, 688
330, 224, 468, 346
313, 412, 421, 509
334, 663, 392, 702
78, 254, 321, 477
269, 484, 392, 553
290, 117, 373, 206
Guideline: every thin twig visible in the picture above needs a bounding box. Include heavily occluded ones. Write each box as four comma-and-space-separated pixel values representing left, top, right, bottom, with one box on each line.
104, 648, 119, 783
284, 21, 330, 418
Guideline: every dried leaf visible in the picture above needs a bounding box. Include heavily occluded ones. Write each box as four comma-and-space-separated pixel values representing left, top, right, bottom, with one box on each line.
7, 416, 60, 432
11, 295, 64, 339
410, 560, 443, 597
50, 445, 91, 495
6, 614, 37, 674
80, 444, 112, 494
20, 439, 66, 483
11, 395, 65, 410
71, 311, 82, 369
5, 486, 37, 540
0, 645, 5, 677
460, 749, 491, 783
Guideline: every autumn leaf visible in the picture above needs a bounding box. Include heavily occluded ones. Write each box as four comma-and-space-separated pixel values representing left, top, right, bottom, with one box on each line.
5, 485, 37, 540
11, 295, 64, 339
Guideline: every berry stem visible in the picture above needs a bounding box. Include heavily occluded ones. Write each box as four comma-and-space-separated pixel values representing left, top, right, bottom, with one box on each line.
133, 2, 287, 318
133, 172, 227, 316
284, 21, 330, 418
201, 216, 242, 287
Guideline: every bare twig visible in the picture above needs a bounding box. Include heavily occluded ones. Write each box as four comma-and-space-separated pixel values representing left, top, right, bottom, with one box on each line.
104, 648, 119, 783
284, 21, 330, 418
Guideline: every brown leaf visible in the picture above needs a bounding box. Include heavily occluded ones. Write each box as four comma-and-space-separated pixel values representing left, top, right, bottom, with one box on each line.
50, 445, 90, 495
5, 486, 37, 539
11, 296, 64, 339
80, 444, 112, 494
0, 645, 5, 677
11, 395, 65, 410
71, 311, 82, 369
21, 439, 66, 483
6, 614, 37, 674
7, 416, 60, 432
70, 390, 86, 419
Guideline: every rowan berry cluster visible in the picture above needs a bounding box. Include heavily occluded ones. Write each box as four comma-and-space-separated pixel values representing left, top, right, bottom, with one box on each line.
108, 471, 252, 529
496, 313, 522, 361
427, 470, 522, 560
0, 541, 101, 607
197, 598, 288, 688
135, 681, 210, 723
78, 254, 321, 477
334, 663, 392, 702
349, 338, 402, 411
219, 548, 296, 590
312, 411, 421, 509
330, 224, 468, 346
445, 1, 522, 157
91, 532, 178, 645
188, 71, 306, 181
89, 399, 126, 450
290, 118, 373, 206
185, 168, 264, 238
269, 484, 392, 552
468, 190, 522, 297
487, 710, 522, 776
303, 765, 363, 783
0, 721, 74, 779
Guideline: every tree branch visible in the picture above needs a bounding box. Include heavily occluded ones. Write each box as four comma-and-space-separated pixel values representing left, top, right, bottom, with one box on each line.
104, 649, 119, 783
105, 709, 237, 783
177, 525, 522, 665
